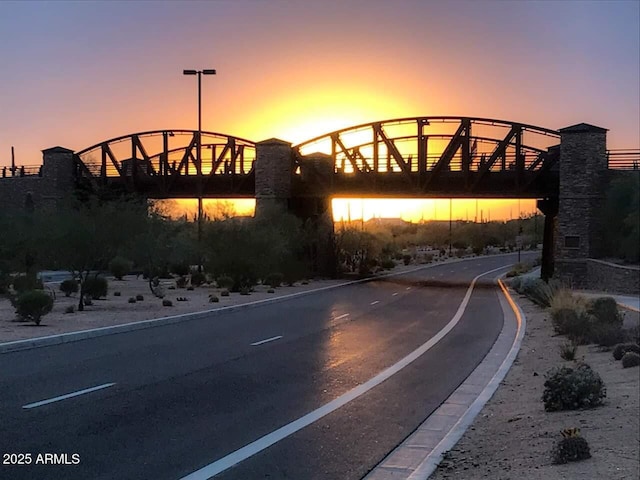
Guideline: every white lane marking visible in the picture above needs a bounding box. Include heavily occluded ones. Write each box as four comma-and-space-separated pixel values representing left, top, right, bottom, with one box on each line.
179, 263, 511, 480
370, 301, 380, 305
250, 335, 283, 346
22, 383, 116, 409
392, 292, 399, 296
334, 313, 350, 320
406, 287, 411, 290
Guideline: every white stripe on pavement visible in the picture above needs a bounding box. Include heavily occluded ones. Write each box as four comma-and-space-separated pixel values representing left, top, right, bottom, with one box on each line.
392, 293, 399, 296
370, 301, 380, 305
334, 314, 350, 320
250, 336, 283, 346
22, 383, 116, 409
179, 263, 511, 480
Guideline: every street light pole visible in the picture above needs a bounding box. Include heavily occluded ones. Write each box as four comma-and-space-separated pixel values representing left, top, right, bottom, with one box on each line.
183, 68, 216, 271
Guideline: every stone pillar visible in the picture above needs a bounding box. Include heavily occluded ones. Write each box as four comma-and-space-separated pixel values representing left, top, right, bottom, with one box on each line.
537, 197, 558, 281
555, 123, 608, 287
254, 138, 293, 217
40, 146, 75, 210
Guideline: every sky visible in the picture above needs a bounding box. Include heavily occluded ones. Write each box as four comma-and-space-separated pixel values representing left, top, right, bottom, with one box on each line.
1, 0, 638, 221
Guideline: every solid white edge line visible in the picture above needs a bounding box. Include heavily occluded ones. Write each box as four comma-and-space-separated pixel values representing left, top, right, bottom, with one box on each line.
250, 335, 283, 346
405, 277, 525, 480
370, 301, 380, 305
22, 383, 116, 409
179, 264, 511, 480
334, 314, 350, 320
392, 292, 399, 296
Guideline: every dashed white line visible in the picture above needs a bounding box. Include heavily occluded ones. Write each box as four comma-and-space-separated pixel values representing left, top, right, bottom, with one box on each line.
22, 383, 116, 409
406, 287, 411, 290
334, 313, 350, 320
392, 292, 399, 296
250, 335, 283, 346
179, 264, 510, 480
370, 301, 380, 305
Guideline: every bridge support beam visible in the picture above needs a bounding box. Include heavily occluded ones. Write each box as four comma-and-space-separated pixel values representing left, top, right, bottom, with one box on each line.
537, 197, 558, 281
555, 123, 608, 288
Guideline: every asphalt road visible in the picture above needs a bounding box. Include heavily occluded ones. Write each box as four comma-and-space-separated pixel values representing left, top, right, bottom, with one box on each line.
0, 252, 534, 480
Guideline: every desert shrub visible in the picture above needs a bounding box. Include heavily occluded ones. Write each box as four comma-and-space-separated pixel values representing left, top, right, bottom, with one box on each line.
176, 296, 188, 302
424, 253, 434, 263
393, 252, 403, 261
176, 276, 188, 288
239, 286, 251, 295
114, 291, 121, 296
508, 276, 522, 291
380, 258, 395, 269
136, 294, 144, 301
560, 342, 578, 361
220, 289, 229, 297
0, 273, 9, 294
60, 279, 78, 297
82, 276, 108, 299
209, 295, 219, 303
64, 305, 75, 314
543, 363, 606, 411
301, 280, 309, 285
521, 278, 558, 307
171, 263, 190, 276
267, 288, 275, 293
15, 290, 53, 325
402, 254, 412, 265
265, 272, 284, 288
186, 286, 194, 291
12, 275, 43, 294
216, 275, 234, 289
590, 323, 625, 347
128, 297, 137, 303
108, 256, 132, 280
506, 262, 532, 278
622, 352, 640, 368
190, 271, 206, 287
551, 308, 592, 343
168, 285, 176, 290
613, 343, 640, 360
162, 299, 173, 307
551, 428, 591, 464
587, 297, 622, 327
83, 296, 93, 306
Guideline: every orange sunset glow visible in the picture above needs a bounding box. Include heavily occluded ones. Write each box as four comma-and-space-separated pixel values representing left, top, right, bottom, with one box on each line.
1, 1, 638, 223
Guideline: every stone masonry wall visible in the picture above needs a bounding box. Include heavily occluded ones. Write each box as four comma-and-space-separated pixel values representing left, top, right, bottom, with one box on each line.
586, 259, 640, 294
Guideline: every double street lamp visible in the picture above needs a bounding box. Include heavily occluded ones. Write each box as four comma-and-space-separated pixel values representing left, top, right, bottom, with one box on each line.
183, 68, 216, 270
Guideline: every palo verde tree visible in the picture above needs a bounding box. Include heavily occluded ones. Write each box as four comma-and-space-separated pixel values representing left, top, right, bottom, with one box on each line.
41, 195, 148, 310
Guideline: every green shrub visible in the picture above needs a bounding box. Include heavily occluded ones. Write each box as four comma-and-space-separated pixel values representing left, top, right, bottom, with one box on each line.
267, 288, 275, 293
590, 323, 625, 348
162, 299, 173, 307
108, 256, 132, 280
220, 289, 229, 297
82, 276, 108, 299
543, 363, 606, 411
209, 295, 219, 303
239, 286, 251, 295
15, 290, 53, 325
171, 263, 190, 276
521, 278, 558, 307
402, 254, 412, 265
216, 275, 234, 289
190, 271, 206, 287
560, 342, 578, 361
265, 272, 284, 288
176, 276, 188, 288
136, 294, 144, 301
622, 352, 640, 368
128, 297, 137, 304
588, 297, 622, 327
60, 279, 78, 297
551, 308, 592, 343
380, 258, 395, 269
64, 305, 75, 314
613, 343, 640, 361
12, 275, 43, 294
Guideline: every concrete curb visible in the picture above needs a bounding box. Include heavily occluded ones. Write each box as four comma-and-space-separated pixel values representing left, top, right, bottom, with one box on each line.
1, 254, 530, 354
364, 275, 526, 480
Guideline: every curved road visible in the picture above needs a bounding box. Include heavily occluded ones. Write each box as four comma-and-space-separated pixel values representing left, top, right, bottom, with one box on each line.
0, 253, 533, 480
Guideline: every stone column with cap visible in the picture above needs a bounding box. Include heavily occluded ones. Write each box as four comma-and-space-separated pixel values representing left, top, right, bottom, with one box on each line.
555, 123, 608, 287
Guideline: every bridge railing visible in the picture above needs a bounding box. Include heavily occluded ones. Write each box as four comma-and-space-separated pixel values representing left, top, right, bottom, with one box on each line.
607, 149, 640, 170
0, 165, 42, 178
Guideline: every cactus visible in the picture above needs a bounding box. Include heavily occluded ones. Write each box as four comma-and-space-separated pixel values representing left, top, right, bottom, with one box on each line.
552, 428, 591, 464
